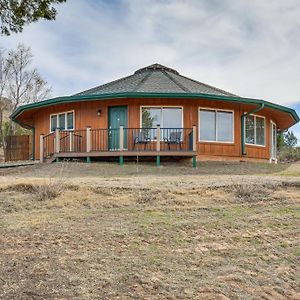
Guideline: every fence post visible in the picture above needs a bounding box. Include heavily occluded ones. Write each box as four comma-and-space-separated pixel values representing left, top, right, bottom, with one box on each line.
192, 125, 197, 168
39, 134, 44, 163
86, 127, 91, 163
55, 128, 60, 153
119, 125, 124, 165
69, 131, 74, 152
156, 124, 161, 166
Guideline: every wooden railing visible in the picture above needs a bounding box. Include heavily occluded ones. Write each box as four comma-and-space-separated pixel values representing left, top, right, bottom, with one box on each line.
40, 125, 197, 161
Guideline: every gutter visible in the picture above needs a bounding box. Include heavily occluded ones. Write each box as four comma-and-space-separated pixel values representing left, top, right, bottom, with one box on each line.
241, 104, 265, 156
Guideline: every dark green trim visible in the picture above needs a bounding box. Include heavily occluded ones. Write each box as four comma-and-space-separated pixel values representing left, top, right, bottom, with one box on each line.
10, 92, 299, 126
241, 104, 265, 155
156, 155, 160, 166
192, 155, 197, 168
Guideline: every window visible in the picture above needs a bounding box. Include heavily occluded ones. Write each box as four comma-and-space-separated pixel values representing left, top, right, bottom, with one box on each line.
141, 107, 183, 140
141, 107, 182, 128
50, 111, 74, 132
50, 115, 57, 132
199, 109, 233, 142
245, 114, 265, 146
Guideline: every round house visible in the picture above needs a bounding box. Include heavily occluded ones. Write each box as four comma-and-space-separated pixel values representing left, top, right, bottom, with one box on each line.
11, 64, 299, 164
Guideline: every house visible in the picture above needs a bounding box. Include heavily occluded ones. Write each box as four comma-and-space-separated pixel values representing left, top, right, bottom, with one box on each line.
11, 64, 299, 166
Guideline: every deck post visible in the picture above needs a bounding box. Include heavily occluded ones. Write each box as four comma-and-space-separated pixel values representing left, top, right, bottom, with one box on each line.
69, 131, 74, 152
55, 128, 60, 154
119, 125, 124, 165
192, 125, 197, 151
86, 127, 91, 163
192, 155, 197, 168
156, 125, 161, 166
39, 134, 44, 163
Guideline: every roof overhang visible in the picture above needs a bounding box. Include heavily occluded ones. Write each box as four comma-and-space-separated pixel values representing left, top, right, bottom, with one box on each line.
11, 92, 299, 129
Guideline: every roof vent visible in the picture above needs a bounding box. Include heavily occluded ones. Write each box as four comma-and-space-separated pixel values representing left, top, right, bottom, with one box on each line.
135, 63, 179, 75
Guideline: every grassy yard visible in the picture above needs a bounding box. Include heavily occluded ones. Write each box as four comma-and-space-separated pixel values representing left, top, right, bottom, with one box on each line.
0, 161, 299, 299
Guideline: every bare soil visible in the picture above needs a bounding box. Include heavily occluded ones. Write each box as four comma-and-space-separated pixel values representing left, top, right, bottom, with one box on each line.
0, 161, 300, 299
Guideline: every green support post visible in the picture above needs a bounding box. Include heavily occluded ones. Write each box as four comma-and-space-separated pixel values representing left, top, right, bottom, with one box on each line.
86, 157, 91, 163
56, 157, 60, 163
156, 155, 160, 167
119, 156, 124, 165
192, 155, 197, 168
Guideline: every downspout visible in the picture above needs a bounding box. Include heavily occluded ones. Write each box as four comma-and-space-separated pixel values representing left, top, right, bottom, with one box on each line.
241, 104, 265, 155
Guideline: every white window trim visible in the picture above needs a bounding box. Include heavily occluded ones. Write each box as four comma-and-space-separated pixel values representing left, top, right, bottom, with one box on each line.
198, 107, 235, 143
270, 120, 277, 160
50, 110, 75, 133
140, 106, 184, 128
244, 113, 266, 147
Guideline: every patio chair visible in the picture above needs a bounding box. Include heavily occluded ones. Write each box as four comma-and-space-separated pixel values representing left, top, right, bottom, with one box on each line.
133, 132, 151, 150
164, 131, 182, 150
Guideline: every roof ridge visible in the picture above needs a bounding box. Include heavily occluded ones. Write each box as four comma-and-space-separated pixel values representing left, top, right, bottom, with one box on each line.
162, 70, 190, 92
176, 72, 238, 97
132, 70, 152, 92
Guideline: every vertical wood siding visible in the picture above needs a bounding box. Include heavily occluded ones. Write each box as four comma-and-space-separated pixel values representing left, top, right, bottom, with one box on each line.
32, 98, 274, 160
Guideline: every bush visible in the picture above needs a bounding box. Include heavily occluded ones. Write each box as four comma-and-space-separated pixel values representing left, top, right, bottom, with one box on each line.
278, 147, 300, 162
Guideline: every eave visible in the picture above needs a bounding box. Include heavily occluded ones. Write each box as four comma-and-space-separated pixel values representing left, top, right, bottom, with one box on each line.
11, 92, 299, 127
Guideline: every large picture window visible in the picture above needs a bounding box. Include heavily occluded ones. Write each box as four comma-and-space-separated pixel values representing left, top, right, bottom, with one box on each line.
50, 111, 74, 132
141, 107, 183, 140
199, 109, 234, 142
141, 107, 182, 128
245, 114, 265, 146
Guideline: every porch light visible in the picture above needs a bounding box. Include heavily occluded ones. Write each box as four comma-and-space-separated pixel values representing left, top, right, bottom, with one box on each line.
97, 109, 102, 116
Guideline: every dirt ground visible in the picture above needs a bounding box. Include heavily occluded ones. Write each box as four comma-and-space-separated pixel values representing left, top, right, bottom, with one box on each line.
0, 161, 300, 299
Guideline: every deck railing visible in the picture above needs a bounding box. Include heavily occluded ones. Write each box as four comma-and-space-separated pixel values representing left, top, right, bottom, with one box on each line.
40, 125, 196, 161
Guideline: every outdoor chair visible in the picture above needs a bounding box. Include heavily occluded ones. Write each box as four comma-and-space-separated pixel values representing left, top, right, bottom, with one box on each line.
133, 132, 151, 150
164, 131, 182, 150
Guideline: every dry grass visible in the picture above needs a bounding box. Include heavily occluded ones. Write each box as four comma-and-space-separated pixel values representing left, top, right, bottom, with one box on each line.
0, 162, 300, 299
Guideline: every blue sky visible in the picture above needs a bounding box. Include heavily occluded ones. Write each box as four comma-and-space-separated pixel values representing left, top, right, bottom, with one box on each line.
1, 0, 300, 141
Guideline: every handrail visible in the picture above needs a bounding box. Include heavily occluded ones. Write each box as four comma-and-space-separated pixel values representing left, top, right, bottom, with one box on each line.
60, 133, 83, 141
43, 132, 54, 139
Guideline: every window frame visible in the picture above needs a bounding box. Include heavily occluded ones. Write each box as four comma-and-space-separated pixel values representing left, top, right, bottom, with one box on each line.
198, 107, 235, 143
140, 106, 184, 129
244, 113, 266, 147
49, 110, 75, 133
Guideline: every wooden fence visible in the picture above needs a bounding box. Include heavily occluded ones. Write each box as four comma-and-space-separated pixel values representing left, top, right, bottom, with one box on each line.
4, 135, 32, 162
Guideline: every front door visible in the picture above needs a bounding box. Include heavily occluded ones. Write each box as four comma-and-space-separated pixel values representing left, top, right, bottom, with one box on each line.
108, 106, 128, 150
270, 122, 277, 161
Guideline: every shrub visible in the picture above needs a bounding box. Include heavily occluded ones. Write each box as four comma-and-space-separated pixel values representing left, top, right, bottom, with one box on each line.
278, 147, 300, 162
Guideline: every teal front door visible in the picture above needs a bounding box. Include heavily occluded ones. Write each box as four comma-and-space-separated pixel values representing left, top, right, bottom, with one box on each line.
108, 106, 128, 150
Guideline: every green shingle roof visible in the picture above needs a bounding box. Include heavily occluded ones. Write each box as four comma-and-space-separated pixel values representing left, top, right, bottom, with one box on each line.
75, 64, 236, 97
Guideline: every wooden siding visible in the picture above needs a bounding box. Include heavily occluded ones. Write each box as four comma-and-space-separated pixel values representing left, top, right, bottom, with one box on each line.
22, 98, 276, 160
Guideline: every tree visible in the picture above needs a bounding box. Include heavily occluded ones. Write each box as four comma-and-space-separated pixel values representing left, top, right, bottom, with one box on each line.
0, 0, 66, 35
277, 131, 285, 151
6, 44, 51, 111
0, 44, 51, 139
284, 130, 297, 148
0, 49, 12, 146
